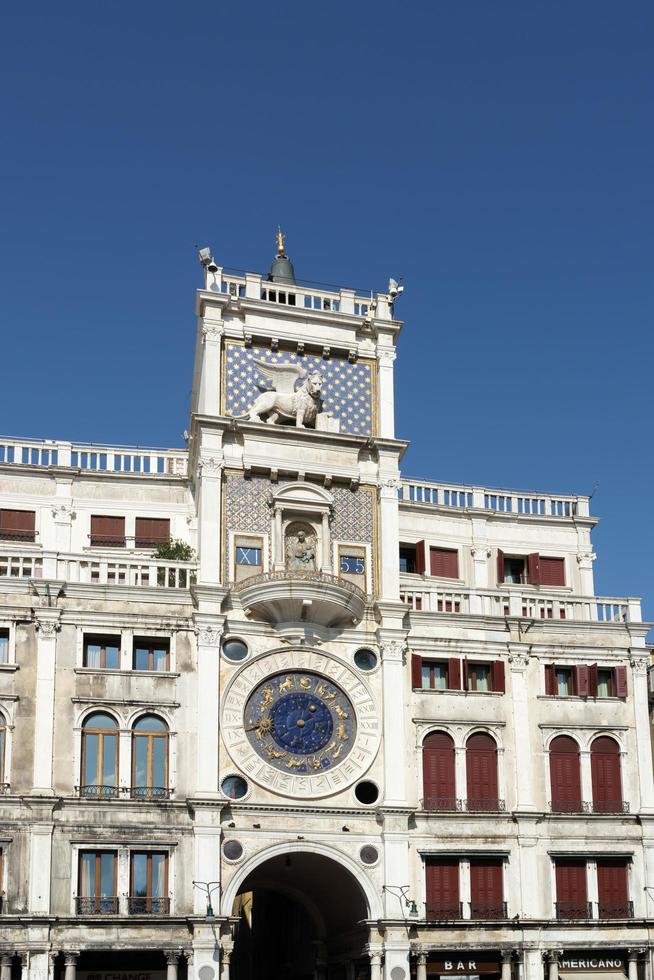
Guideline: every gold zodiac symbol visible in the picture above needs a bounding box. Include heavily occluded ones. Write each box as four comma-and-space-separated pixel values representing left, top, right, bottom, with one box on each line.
265, 746, 285, 760
259, 687, 274, 708
255, 716, 274, 740
279, 676, 294, 694
310, 758, 322, 770
334, 705, 349, 719
286, 757, 304, 769
337, 722, 349, 741
300, 677, 312, 689
331, 744, 343, 760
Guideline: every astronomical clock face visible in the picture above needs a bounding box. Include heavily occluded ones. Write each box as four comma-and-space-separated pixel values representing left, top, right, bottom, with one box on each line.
244, 672, 356, 773
221, 649, 380, 799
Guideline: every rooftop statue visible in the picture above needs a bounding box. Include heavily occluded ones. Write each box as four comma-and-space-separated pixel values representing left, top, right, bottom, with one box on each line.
233, 360, 324, 428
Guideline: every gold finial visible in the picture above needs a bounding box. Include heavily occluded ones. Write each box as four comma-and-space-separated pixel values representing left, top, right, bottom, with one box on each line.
276, 226, 285, 256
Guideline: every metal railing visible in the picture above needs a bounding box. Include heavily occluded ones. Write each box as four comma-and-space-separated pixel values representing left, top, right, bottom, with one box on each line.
79, 784, 119, 800
130, 786, 171, 801
127, 896, 170, 914
425, 902, 463, 921
555, 901, 592, 920
422, 797, 463, 812
77, 786, 172, 801
76, 896, 119, 914
597, 901, 634, 919
470, 901, 507, 920
464, 798, 506, 813
549, 800, 630, 815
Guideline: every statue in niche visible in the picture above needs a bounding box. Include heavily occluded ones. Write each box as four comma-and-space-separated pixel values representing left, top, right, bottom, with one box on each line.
232, 360, 324, 428
285, 523, 317, 571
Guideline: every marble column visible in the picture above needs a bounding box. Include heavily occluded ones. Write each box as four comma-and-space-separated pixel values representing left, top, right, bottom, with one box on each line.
1, 956, 12, 980
546, 951, 559, 980
221, 945, 232, 980
64, 954, 78, 980
370, 954, 382, 980
416, 954, 427, 980
628, 953, 639, 980
501, 952, 512, 980
166, 952, 179, 980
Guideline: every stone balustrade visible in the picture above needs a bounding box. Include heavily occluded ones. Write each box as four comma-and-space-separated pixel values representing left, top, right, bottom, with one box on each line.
0, 436, 187, 476
400, 478, 589, 518
0, 548, 196, 590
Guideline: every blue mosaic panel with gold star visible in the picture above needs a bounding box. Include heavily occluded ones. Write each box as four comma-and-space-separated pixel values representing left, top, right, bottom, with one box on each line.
224, 343, 374, 436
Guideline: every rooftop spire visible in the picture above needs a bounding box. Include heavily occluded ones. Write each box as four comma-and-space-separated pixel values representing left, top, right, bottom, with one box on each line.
268, 226, 296, 284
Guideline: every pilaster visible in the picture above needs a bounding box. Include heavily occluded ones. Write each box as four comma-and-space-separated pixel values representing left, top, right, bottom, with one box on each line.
193, 617, 225, 797
32, 612, 61, 794
379, 637, 407, 803
508, 648, 536, 811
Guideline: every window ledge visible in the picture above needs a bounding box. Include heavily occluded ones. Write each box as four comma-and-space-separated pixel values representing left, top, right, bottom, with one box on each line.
74, 668, 180, 678
413, 687, 503, 697
536, 695, 626, 702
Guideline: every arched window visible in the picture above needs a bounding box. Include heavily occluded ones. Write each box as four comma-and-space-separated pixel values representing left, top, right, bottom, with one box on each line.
81, 713, 118, 798
0, 712, 7, 787
132, 716, 169, 800
549, 735, 582, 813
591, 736, 623, 813
423, 732, 456, 811
466, 733, 499, 811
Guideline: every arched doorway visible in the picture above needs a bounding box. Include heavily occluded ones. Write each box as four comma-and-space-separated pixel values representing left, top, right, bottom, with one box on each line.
228, 850, 372, 980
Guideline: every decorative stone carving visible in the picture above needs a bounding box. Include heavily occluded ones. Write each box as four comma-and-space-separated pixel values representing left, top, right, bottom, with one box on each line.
35, 617, 60, 637
285, 522, 317, 571
197, 626, 221, 646
201, 324, 222, 342
381, 640, 406, 663
508, 650, 530, 669
233, 361, 324, 428
577, 551, 597, 566
51, 503, 75, 522
629, 656, 649, 674
199, 455, 223, 472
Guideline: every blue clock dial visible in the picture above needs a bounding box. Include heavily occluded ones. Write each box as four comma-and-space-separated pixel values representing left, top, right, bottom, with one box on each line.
244, 671, 356, 774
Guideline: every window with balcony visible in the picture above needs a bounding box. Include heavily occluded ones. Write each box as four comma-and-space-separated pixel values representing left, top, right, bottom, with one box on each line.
597, 859, 631, 918
470, 859, 505, 919
83, 634, 120, 669
590, 736, 624, 813
0, 509, 35, 543
131, 715, 169, 800
466, 733, 500, 811
399, 545, 416, 574
425, 858, 460, 920
0, 630, 8, 665
135, 517, 170, 550
549, 735, 582, 812
77, 851, 118, 914
90, 515, 125, 548
81, 713, 119, 799
422, 732, 456, 811
555, 859, 589, 919
129, 851, 169, 914
133, 637, 170, 672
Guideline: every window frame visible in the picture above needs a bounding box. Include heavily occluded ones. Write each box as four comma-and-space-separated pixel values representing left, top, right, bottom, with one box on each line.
399, 544, 417, 574
132, 636, 171, 673
131, 716, 169, 800
335, 542, 370, 592
0, 627, 11, 666
90, 515, 126, 548
0, 508, 36, 543
231, 533, 265, 583
129, 850, 169, 913
134, 517, 171, 550
78, 850, 118, 913
80, 712, 119, 798
83, 634, 121, 670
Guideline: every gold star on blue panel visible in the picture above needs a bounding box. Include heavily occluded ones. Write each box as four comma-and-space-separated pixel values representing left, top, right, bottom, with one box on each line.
224, 345, 373, 435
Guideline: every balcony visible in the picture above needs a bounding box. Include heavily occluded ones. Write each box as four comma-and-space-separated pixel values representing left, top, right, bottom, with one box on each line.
400, 578, 642, 624
470, 901, 507, 920
77, 786, 172, 801
0, 436, 187, 476
0, 549, 197, 591
127, 896, 170, 915
233, 569, 368, 627
555, 901, 592, 920
400, 479, 586, 518
421, 798, 505, 813
597, 901, 634, 919
425, 902, 463, 921
130, 786, 171, 801
76, 896, 119, 915
548, 800, 630, 815
79, 784, 119, 800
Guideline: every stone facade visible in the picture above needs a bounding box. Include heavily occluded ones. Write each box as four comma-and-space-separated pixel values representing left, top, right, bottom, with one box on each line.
0, 247, 652, 980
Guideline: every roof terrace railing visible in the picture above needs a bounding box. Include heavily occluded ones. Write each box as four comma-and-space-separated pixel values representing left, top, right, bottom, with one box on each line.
0, 437, 187, 476
399, 479, 588, 518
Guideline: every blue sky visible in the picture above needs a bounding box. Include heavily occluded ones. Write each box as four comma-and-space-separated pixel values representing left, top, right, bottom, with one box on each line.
1, 1, 653, 617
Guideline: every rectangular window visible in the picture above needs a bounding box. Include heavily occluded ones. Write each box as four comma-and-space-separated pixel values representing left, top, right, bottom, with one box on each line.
555, 667, 573, 696
399, 546, 416, 574
133, 637, 170, 672
90, 515, 125, 548
421, 661, 449, 690
0, 630, 8, 665
425, 858, 460, 919
470, 859, 505, 919
539, 556, 566, 587
83, 635, 120, 670
597, 859, 630, 918
429, 547, 459, 578
503, 556, 526, 584
78, 851, 118, 914
468, 663, 491, 692
555, 859, 589, 919
129, 852, 169, 914
135, 518, 170, 549
340, 554, 365, 575
597, 669, 615, 698
0, 509, 35, 543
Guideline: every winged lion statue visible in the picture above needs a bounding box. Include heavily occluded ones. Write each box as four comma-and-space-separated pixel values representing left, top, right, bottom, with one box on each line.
231, 359, 324, 428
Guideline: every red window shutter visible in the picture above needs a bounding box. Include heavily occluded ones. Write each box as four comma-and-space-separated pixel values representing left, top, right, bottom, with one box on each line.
470, 859, 503, 915
411, 654, 423, 689
135, 517, 170, 548
91, 515, 125, 546
425, 859, 459, 917
422, 733, 456, 809
555, 860, 587, 913
615, 666, 627, 699
588, 663, 598, 698
527, 553, 541, 585
597, 860, 628, 917
491, 660, 505, 693
540, 557, 566, 587
415, 541, 426, 575
448, 658, 461, 690
462, 657, 469, 691
497, 549, 505, 583
549, 735, 582, 812
574, 665, 589, 697
591, 737, 622, 812
466, 733, 498, 808
430, 547, 459, 578
0, 509, 36, 541
544, 664, 556, 696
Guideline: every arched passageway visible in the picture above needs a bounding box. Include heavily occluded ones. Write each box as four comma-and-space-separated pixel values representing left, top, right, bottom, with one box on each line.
230, 851, 371, 980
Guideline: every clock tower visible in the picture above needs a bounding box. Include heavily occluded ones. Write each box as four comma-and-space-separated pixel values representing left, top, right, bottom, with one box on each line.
189, 235, 410, 980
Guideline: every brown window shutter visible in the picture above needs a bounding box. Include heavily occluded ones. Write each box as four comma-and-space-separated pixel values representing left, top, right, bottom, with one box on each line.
544, 664, 556, 696
491, 660, 505, 693
0, 509, 36, 541
415, 541, 426, 575
466, 733, 498, 806
597, 860, 628, 916
527, 553, 541, 585
591, 736, 622, 812
422, 733, 456, 809
470, 859, 503, 913
540, 557, 566, 586
135, 518, 170, 549
555, 860, 587, 909
411, 654, 423, 689
425, 859, 459, 917
549, 735, 582, 811
90, 515, 125, 547
574, 665, 589, 697
448, 658, 461, 690
588, 663, 598, 698
462, 657, 469, 691
430, 547, 459, 578
615, 666, 627, 698
497, 549, 505, 583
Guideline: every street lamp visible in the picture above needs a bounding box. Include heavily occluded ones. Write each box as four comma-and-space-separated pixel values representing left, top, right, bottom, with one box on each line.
193, 880, 221, 920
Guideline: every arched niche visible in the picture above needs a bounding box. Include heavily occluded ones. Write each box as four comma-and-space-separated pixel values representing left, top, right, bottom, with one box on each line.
270, 482, 334, 573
